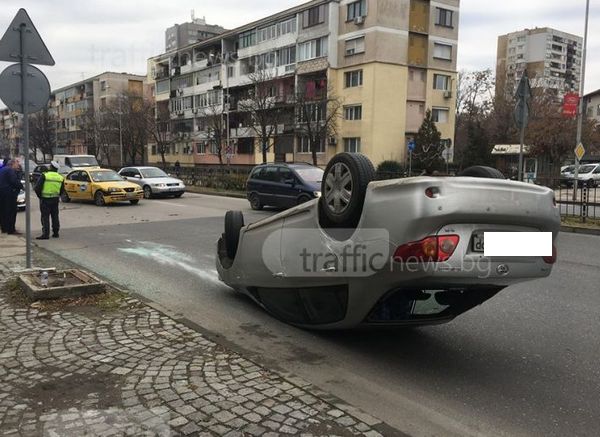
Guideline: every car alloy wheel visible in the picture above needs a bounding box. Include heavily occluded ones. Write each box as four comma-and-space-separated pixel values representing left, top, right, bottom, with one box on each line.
249, 193, 263, 210
324, 162, 353, 215
143, 186, 152, 199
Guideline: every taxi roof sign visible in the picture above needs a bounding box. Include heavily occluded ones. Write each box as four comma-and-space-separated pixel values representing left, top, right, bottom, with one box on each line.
0, 9, 55, 66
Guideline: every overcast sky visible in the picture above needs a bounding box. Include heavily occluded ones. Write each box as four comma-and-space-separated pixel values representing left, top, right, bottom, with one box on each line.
0, 0, 598, 108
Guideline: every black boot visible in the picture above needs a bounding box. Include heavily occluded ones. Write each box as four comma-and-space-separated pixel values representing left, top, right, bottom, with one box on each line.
52, 233, 59, 238
36, 235, 49, 240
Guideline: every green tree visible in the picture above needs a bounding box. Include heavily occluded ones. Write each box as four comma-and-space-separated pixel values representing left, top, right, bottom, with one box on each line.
414, 109, 443, 173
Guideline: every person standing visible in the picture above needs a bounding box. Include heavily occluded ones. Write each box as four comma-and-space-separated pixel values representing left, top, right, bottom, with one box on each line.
174, 160, 181, 178
34, 161, 64, 240
0, 159, 23, 234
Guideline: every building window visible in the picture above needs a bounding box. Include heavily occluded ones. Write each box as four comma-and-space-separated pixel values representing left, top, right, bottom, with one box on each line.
597, 104, 600, 116
239, 30, 256, 49
432, 107, 449, 123
433, 43, 452, 60
257, 24, 277, 43
276, 17, 297, 36
297, 136, 325, 153
433, 74, 450, 90
151, 145, 157, 155
345, 37, 365, 56
298, 37, 328, 61
302, 4, 326, 28
100, 81, 107, 91
344, 69, 363, 87
435, 8, 453, 27
344, 105, 362, 120
347, 0, 366, 20
344, 137, 361, 153
277, 46, 296, 66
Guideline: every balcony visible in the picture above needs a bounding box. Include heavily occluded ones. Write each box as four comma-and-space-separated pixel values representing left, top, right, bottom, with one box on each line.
409, 0, 430, 34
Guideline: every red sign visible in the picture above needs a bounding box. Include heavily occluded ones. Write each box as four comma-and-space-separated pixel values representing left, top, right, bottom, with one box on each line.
562, 92, 579, 118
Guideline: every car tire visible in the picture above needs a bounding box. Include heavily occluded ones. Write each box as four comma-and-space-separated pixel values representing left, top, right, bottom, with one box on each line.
94, 191, 105, 207
297, 194, 312, 205
224, 210, 244, 259
458, 166, 505, 179
174, 193, 183, 198
60, 192, 70, 203
320, 153, 375, 227
130, 200, 139, 205
249, 193, 263, 210
143, 186, 152, 199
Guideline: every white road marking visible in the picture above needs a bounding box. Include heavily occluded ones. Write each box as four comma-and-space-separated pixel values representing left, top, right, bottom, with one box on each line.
118, 241, 220, 284
151, 200, 189, 208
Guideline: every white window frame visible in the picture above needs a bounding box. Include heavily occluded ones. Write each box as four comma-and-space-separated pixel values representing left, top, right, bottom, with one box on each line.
345, 37, 365, 56
297, 136, 325, 153
433, 74, 450, 90
344, 105, 362, 120
435, 8, 453, 27
433, 43, 452, 61
432, 107, 450, 123
344, 70, 363, 87
347, 0, 366, 21
343, 137, 361, 153
298, 37, 328, 61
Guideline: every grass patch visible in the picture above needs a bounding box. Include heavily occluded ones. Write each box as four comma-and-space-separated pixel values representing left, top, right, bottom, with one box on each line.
561, 216, 600, 229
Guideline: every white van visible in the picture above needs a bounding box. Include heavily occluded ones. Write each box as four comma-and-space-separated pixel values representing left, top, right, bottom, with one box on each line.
53, 154, 100, 170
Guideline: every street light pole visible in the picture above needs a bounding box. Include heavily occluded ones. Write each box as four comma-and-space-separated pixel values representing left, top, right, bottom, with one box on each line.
572, 0, 590, 197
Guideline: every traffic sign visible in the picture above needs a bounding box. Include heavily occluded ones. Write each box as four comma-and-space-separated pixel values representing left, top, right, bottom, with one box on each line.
408, 140, 416, 152
575, 143, 586, 161
0, 9, 55, 65
0, 63, 50, 113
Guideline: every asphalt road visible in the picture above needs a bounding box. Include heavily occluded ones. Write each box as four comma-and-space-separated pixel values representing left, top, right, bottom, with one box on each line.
17, 194, 600, 437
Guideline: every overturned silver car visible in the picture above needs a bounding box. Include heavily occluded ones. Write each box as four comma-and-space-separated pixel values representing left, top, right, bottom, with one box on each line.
217, 153, 560, 329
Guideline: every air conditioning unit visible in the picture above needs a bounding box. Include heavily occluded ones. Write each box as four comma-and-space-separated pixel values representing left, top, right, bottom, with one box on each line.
443, 90, 452, 99
354, 16, 365, 25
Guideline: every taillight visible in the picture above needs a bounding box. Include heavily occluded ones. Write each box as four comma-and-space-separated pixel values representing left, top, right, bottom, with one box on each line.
425, 187, 440, 198
543, 245, 557, 264
394, 235, 460, 263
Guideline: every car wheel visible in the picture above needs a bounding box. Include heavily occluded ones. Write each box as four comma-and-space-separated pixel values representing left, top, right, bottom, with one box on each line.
320, 153, 375, 227
297, 194, 311, 205
224, 210, 244, 259
143, 186, 152, 199
458, 166, 505, 179
130, 200, 139, 205
249, 193, 263, 210
94, 191, 105, 207
60, 192, 70, 203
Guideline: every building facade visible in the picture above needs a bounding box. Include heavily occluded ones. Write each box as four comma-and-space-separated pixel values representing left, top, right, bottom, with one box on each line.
146, 0, 459, 168
584, 89, 600, 124
165, 16, 227, 52
496, 27, 583, 100
0, 109, 22, 159
51, 72, 146, 162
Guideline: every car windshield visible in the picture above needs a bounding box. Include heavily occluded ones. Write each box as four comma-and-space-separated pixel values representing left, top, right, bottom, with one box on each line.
578, 165, 596, 174
294, 168, 324, 183
69, 157, 99, 167
562, 166, 575, 173
140, 168, 168, 178
89, 170, 123, 182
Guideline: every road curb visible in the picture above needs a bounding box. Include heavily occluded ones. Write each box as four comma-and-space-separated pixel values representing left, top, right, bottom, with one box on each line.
560, 225, 600, 236
185, 187, 246, 199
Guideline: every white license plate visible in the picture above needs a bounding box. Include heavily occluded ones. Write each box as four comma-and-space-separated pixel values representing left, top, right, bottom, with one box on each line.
472, 233, 485, 252
127, 193, 138, 198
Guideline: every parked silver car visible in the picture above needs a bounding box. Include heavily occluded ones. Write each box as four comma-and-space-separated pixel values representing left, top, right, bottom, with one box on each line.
118, 166, 186, 199
217, 153, 560, 329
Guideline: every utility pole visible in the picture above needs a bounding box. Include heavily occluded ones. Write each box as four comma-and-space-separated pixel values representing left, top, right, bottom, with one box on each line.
572, 0, 590, 198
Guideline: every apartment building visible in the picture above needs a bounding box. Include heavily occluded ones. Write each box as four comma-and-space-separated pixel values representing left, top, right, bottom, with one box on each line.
496, 27, 582, 100
584, 89, 600, 124
165, 14, 227, 51
0, 108, 22, 158
51, 72, 146, 159
146, 0, 459, 168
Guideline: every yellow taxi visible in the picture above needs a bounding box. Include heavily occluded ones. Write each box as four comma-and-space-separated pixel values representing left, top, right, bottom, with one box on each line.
61, 168, 144, 206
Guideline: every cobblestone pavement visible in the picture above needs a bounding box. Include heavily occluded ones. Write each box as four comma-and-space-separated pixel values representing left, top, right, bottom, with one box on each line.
0, 236, 400, 437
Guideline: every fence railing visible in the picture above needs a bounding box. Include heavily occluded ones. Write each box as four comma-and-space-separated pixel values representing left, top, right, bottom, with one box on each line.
551, 180, 599, 221
167, 166, 250, 192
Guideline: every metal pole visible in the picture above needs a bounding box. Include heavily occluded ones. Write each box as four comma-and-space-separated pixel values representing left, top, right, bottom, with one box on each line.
19, 23, 32, 269
225, 58, 230, 165
573, 0, 589, 198
119, 97, 123, 167
518, 122, 525, 182
409, 150, 412, 177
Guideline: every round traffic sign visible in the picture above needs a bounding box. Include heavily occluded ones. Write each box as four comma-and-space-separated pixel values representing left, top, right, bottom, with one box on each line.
0, 63, 50, 114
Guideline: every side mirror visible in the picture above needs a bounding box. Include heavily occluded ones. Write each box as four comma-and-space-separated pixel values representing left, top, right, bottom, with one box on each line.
122, 176, 128, 181
134, 175, 141, 179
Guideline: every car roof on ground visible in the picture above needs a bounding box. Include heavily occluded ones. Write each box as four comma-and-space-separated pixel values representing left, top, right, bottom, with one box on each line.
255, 162, 317, 168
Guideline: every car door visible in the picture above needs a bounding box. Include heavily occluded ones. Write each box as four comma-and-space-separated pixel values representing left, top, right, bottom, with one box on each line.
79, 171, 93, 200
64, 171, 82, 199
129, 168, 143, 187
277, 167, 300, 208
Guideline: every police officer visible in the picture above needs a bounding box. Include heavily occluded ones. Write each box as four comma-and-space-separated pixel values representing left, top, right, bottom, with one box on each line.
34, 161, 65, 240
0, 159, 23, 234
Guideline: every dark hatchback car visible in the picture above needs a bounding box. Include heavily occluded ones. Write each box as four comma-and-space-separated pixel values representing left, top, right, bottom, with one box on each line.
29, 164, 71, 184
246, 163, 324, 210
